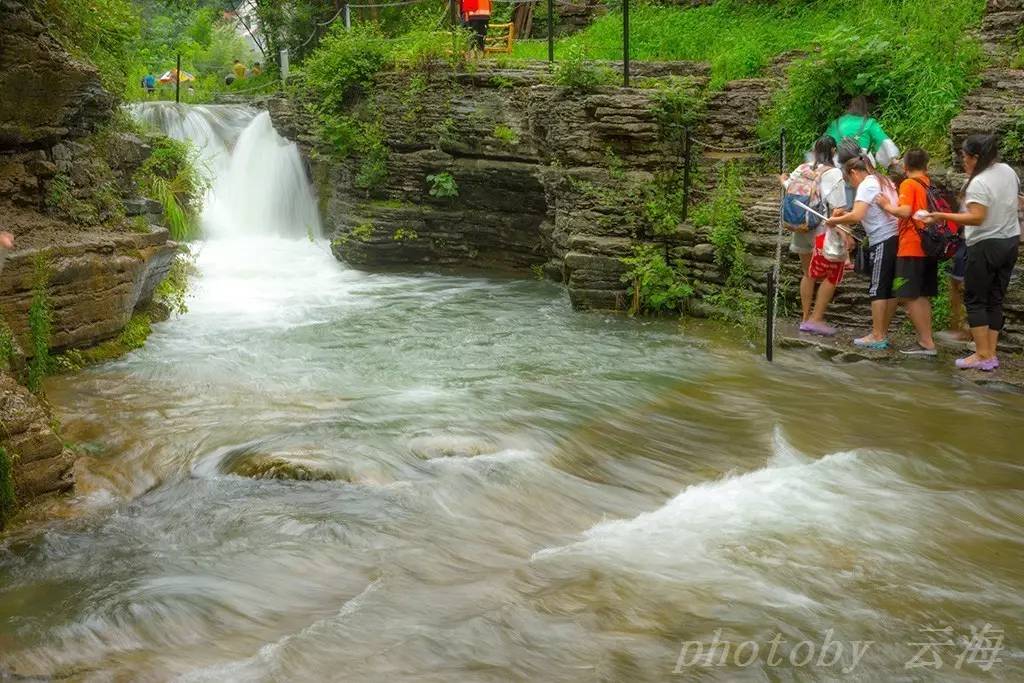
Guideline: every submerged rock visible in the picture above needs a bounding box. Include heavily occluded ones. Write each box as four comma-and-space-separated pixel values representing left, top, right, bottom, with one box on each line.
229, 456, 343, 482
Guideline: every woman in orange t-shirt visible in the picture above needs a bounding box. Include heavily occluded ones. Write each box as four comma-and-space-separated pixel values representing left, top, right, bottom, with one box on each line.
877, 148, 938, 355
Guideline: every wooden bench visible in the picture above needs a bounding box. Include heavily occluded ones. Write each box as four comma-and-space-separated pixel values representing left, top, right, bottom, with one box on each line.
484, 22, 516, 54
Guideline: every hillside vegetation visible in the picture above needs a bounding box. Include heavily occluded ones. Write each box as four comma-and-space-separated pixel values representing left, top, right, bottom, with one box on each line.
514, 0, 988, 157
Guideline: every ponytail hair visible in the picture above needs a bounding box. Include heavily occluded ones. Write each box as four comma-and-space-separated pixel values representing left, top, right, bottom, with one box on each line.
812, 135, 837, 168
962, 133, 1000, 186
843, 154, 895, 194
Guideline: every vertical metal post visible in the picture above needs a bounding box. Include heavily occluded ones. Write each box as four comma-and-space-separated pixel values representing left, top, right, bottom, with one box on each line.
779, 127, 786, 173
765, 271, 776, 361
450, 0, 457, 54
681, 127, 691, 223
547, 0, 554, 63
622, 0, 630, 86
175, 53, 181, 103
344, 2, 351, 30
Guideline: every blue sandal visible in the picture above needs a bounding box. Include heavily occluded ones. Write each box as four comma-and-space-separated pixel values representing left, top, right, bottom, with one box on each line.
853, 337, 890, 350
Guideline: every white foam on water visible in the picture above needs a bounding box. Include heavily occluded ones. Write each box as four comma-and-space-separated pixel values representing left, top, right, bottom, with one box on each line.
530, 426, 916, 602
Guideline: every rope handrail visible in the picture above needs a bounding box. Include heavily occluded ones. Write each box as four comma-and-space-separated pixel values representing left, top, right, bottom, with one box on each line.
686, 136, 778, 153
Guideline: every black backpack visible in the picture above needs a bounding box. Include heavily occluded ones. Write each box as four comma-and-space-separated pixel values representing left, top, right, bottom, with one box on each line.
909, 178, 959, 260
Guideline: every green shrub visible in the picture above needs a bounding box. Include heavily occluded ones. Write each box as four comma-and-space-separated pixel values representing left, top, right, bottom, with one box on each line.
0, 321, 16, 372
0, 446, 15, 530
553, 44, 604, 92
392, 227, 418, 241
643, 173, 686, 236
620, 244, 693, 315
155, 253, 196, 316
649, 76, 706, 142
355, 130, 390, 191
304, 25, 390, 113
135, 137, 206, 241
427, 172, 459, 198
762, 7, 986, 159
43, 0, 140, 93
27, 256, 53, 394
1002, 110, 1024, 165
693, 162, 747, 288
493, 124, 520, 145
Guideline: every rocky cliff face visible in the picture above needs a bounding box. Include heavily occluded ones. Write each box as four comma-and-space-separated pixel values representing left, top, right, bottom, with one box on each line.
0, 0, 114, 150
0, 1, 176, 515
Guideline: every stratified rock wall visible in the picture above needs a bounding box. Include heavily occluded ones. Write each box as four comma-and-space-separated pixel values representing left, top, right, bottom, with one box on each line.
0, 1, 177, 512
0, 1, 114, 150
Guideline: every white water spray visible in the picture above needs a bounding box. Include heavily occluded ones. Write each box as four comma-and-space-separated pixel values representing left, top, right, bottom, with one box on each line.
130, 102, 320, 240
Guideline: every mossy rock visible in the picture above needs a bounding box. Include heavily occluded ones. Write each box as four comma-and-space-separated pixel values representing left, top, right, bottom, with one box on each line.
226, 454, 345, 482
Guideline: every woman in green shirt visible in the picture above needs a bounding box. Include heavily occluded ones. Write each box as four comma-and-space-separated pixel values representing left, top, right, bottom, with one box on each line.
825, 96, 900, 167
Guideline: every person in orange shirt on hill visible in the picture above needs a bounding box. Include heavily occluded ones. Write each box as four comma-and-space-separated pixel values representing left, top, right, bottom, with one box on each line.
460, 0, 491, 54
877, 148, 938, 356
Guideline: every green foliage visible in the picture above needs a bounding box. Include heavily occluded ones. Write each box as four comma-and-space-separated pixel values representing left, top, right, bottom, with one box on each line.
0, 321, 16, 372
355, 128, 389, 191
45, 174, 76, 216
304, 25, 391, 113
1001, 110, 1024, 165
704, 288, 766, 341
392, 228, 418, 241
43, 0, 140, 93
693, 162, 747, 288
515, 0, 985, 158
352, 222, 374, 242
620, 244, 693, 315
493, 124, 520, 145
27, 256, 53, 394
643, 173, 686, 236
649, 76, 706, 142
427, 172, 459, 198
135, 137, 206, 241
605, 148, 626, 181
932, 260, 953, 331
553, 44, 605, 92
0, 447, 15, 530
761, 2, 986, 159
155, 253, 196, 316
490, 75, 516, 89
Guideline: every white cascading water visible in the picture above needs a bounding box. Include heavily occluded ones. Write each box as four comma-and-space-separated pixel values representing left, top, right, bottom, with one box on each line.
129, 102, 320, 240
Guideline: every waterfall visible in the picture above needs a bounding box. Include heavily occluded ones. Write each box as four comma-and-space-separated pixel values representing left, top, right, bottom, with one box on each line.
129, 102, 320, 240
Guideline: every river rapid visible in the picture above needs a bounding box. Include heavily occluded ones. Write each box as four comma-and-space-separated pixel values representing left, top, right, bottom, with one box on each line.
1, 104, 1022, 682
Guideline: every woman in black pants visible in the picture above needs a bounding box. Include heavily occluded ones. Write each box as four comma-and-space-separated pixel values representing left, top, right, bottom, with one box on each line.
926, 134, 1022, 371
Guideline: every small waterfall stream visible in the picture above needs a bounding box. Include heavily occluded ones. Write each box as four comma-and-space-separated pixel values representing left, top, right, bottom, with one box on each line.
130, 102, 320, 239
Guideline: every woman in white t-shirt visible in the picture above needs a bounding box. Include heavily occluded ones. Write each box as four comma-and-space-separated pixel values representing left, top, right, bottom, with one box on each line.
924, 134, 1021, 371
826, 155, 900, 349
779, 135, 847, 325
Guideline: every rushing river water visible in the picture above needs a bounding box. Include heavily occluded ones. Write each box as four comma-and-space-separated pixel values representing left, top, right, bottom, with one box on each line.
2, 105, 1023, 682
